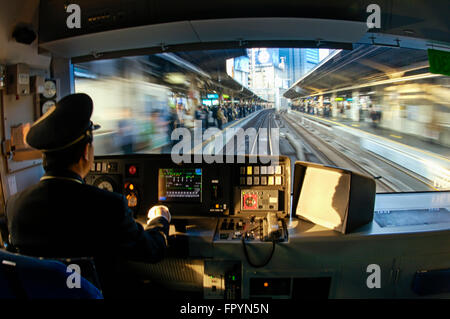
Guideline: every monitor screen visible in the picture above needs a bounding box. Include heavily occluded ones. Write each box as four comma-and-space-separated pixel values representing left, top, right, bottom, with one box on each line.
158, 168, 202, 202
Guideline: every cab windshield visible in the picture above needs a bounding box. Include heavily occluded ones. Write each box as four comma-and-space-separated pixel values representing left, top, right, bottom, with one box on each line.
74, 45, 450, 193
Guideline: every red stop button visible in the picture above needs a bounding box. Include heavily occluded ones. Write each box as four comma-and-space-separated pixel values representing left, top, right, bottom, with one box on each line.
128, 165, 137, 175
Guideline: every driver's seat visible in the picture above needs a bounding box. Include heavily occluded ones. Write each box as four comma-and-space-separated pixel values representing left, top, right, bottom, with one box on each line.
0, 248, 103, 299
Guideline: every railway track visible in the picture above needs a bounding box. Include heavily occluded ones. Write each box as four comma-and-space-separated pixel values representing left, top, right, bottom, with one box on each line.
215, 109, 276, 156
281, 112, 398, 192
281, 111, 437, 193
193, 108, 433, 193
249, 110, 275, 156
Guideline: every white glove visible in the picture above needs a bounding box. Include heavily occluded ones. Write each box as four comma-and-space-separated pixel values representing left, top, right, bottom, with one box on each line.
147, 205, 171, 224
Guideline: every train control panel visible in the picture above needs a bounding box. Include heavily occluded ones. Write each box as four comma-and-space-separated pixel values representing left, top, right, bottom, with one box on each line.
85, 154, 291, 221
85, 154, 450, 299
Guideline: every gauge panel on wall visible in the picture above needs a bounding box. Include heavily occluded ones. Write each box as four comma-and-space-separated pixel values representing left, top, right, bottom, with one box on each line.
42, 100, 56, 114
39, 79, 57, 116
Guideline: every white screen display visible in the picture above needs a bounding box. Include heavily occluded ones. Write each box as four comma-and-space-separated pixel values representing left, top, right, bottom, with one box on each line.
296, 166, 351, 232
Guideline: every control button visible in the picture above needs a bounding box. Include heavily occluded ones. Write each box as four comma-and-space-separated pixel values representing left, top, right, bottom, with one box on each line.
240, 177, 246, 185
96, 162, 101, 172
253, 166, 260, 175
268, 176, 274, 185
268, 166, 274, 175
91, 162, 95, 171
110, 163, 118, 173
253, 176, 260, 185
275, 176, 282, 185
232, 232, 242, 239
247, 176, 253, 185
260, 166, 267, 175
275, 165, 282, 175
247, 166, 252, 175
261, 176, 267, 185
240, 167, 246, 175
126, 165, 139, 177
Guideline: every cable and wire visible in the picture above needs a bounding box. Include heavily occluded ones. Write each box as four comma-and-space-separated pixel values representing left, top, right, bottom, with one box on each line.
241, 221, 276, 268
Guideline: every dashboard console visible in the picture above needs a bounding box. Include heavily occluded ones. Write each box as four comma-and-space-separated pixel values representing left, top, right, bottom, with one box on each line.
86, 154, 291, 220
85, 154, 450, 299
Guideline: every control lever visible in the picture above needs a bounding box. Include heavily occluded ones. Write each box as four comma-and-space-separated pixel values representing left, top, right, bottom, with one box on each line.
263, 212, 282, 242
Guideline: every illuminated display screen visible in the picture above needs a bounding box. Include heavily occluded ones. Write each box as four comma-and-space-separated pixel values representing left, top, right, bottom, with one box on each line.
158, 168, 202, 202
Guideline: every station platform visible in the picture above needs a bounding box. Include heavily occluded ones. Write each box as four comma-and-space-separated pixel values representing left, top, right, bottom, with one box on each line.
290, 110, 450, 190
293, 111, 450, 160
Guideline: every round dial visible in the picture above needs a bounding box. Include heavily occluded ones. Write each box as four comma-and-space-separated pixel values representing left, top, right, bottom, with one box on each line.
42, 100, 56, 114
43, 80, 56, 98
97, 180, 114, 192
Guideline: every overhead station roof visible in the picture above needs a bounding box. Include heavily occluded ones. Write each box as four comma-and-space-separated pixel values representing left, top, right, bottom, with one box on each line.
284, 44, 431, 99
75, 47, 266, 101
175, 49, 247, 73
173, 49, 267, 102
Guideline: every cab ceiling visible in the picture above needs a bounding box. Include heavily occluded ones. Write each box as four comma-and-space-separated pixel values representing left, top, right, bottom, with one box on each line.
37, 0, 450, 61
40, 18, 367, 60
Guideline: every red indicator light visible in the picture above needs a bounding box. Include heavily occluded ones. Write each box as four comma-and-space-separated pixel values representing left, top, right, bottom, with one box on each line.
128, 165, 137, 175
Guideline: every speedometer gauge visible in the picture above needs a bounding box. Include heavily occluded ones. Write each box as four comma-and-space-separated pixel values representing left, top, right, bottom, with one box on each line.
93, 176, 117, 193
97, 180, 114, 192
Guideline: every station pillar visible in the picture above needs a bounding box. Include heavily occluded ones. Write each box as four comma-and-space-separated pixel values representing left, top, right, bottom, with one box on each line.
351, 91, 360, 122
318, 95, 324, 115
188, 75, 200, 117
331, 93, 338, 118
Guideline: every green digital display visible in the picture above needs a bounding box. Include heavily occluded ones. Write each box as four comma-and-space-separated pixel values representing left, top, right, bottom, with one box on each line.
158, 168, 202, 202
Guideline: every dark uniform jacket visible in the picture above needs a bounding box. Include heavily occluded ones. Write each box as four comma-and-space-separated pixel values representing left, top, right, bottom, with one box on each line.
6, 169, 169, 296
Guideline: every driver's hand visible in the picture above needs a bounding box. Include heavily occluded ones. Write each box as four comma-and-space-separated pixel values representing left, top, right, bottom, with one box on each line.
147, 205, 171, 224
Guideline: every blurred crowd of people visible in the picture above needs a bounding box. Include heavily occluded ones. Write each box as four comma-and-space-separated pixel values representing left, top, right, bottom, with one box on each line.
291, 100, 382, 127
113, 101, 263, 154
194, 103, 261, 130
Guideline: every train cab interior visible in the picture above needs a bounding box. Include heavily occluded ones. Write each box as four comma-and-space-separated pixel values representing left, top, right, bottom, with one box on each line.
0, 0, 449, 300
